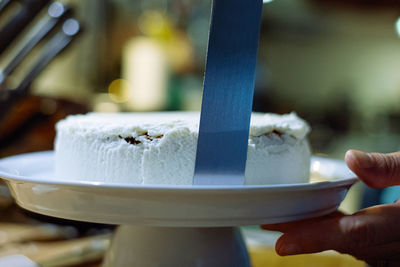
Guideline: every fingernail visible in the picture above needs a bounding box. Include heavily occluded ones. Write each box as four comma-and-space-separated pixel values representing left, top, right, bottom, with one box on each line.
278, 243, 300, 255
349, 150, 373, 169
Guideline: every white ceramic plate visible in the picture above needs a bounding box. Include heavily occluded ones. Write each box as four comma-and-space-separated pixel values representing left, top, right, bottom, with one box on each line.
0, 151, 357, 227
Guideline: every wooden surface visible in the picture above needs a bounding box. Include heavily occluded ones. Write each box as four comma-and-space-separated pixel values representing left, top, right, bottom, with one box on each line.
0, 204, 369, 266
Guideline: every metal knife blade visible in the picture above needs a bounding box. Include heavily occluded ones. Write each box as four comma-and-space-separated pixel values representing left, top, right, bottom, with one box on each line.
193, 0, 263, 185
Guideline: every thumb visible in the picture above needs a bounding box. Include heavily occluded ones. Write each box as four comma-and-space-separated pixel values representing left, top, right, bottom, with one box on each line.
345, 150, 400, 189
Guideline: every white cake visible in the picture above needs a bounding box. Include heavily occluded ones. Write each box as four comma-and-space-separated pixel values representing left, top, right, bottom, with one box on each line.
54, 112, 311, 185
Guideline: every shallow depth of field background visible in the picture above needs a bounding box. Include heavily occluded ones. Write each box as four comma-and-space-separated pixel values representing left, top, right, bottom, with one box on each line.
2, 0, 400, 228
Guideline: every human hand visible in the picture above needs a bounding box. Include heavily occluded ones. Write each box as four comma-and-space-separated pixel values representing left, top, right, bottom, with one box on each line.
262, 150, 400, 266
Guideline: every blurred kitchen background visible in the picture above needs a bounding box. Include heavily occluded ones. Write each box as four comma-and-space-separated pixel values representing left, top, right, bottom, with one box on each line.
1, 0, 400, 265
2, 0, 400, 215
3, 0, 400, 157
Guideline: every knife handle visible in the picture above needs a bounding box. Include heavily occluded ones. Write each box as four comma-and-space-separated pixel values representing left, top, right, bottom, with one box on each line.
0, 0, 16, 15
2, 2, 72, 79
13, 18, 81, 97
0, 18, 81, 122
0, 0, 51, 55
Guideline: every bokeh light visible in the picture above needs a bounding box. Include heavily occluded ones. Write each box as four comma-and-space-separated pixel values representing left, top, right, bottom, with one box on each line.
108, 79, 131, 103
396, 17, 400, 37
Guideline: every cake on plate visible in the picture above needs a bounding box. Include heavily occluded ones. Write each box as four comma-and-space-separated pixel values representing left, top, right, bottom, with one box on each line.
54, 112, 311, 185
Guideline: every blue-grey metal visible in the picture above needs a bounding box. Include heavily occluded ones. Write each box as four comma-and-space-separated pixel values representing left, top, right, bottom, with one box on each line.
193, 0, 263, 185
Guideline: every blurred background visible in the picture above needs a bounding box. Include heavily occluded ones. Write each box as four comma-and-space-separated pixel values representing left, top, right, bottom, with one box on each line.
1, 0, 400, 266
3, 0, 400, 157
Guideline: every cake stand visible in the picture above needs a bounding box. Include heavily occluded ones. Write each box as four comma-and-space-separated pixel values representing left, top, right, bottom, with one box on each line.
0, 151, 357, 267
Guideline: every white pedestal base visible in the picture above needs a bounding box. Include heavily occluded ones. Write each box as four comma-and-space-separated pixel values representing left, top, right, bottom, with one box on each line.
102, 226, 250, 267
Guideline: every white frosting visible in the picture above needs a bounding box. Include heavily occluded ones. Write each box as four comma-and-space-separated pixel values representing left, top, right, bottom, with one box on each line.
55, 112, 311, 185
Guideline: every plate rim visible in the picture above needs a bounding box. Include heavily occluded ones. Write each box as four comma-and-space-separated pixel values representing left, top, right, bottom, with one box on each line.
0, 151, 359, 193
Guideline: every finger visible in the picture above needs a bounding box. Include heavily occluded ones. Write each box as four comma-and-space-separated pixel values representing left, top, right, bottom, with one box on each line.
261, 211, 344, 232
276, 203, 400, 256
366, 260, 400, 267
352, 241, 400, 264
275, 215, 348, 256
345, 150, 400, 189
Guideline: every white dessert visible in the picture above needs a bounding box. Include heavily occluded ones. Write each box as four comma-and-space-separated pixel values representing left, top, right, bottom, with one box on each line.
55, 112, 311, 185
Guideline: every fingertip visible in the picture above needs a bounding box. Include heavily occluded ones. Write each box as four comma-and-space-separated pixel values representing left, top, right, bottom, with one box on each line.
345, 149, 356, 163
275, 236, 287, 256
345, 150, 362, 179
345, 149, 381, 188
345, 149, 372, 169
345, 150, 356, 169
276, 237, 300, 256
346, 150, 400, 188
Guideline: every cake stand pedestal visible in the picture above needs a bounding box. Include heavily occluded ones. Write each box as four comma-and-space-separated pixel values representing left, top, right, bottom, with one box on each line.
103, 226, 250, 267
0, 151, 357, 267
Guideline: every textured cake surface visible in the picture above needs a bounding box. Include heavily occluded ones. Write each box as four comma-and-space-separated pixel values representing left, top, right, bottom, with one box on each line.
55, 112, 311, 185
